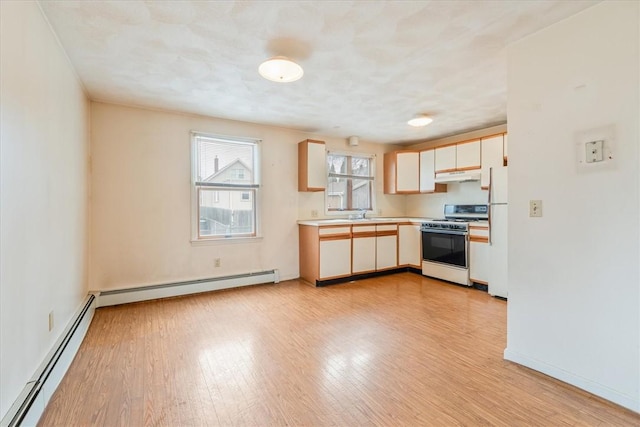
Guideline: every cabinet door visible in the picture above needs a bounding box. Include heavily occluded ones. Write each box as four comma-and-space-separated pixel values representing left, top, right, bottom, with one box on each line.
470, 241, 490, 284
298, 140, 326, 191
456, 140, 481, 170
435, 145, 456, 173
396, 152, 419, 192
398, 224, 421, 267
376, 235, 398, 270
419, 150, 435, 192
352, 236, 376, 273
480, 135, 504, 189
319, 238, 351, 279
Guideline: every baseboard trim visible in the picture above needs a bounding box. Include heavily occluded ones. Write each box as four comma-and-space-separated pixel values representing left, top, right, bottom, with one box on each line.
315, 266, 422, 287
95, 269, 279, 307
504, 348, 639, 413
1, 294, 96, 427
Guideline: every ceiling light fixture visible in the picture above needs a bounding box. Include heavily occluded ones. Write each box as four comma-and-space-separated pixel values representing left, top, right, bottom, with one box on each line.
407, 114, 433, 127
258, 56, 304, 82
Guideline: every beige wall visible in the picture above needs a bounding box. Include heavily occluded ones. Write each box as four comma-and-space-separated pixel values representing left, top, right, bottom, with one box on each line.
89, 103, 405, 291
0, 2, 90, 418
405, 182, 488, 218
505, 1, 639, 411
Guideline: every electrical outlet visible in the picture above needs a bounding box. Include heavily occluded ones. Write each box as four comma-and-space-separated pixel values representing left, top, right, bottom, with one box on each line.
585, 140, 604, 163
311, 209, 318, 218
377, 208, 382, 215
529, 200, 542, 217
48, 311, 54, 331
214, 258, 221, 268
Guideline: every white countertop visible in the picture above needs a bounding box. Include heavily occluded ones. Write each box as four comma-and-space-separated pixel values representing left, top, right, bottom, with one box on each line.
297, 217, 431, 226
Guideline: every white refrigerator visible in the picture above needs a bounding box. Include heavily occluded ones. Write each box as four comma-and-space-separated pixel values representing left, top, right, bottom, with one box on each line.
488, 166, 508, 298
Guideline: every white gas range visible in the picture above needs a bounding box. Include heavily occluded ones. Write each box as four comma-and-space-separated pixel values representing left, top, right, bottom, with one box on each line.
420, 204, 488, 286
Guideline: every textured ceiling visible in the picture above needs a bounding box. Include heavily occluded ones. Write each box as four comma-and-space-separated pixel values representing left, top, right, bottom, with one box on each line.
39, 0, 598, 144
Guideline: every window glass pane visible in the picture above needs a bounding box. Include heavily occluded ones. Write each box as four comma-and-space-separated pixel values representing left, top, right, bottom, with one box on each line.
326, 153, 374, 211
327, 154, 346, 175
199, 189, 255, 237
327, 175, 347, 210
197, 138, 254, 184
351, 179, 371, 210
351, 157, 370, 177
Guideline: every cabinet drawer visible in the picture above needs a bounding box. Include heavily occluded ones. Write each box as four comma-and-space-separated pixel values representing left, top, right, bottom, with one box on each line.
319, 226, 351, 237
352, 225, 377, 234
376, 224, 398, 232
469, 225, 489, 243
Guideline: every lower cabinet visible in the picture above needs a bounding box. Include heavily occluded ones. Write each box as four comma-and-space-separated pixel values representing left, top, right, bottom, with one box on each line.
299, 222, 409, 286
299, 225, 353, 284
376, 235, 398, 270
376, 224, 398, 270
352, 225, 377, 274
469, 223, 490, 284
398, 223, 421, 267
353, 224, 398, 272
319, 238, 352, 279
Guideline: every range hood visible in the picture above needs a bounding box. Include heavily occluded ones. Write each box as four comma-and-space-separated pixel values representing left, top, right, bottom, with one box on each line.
435, 170, 481, 183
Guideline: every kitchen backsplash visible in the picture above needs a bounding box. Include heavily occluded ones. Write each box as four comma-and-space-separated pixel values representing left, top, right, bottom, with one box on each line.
406, 181, 488, 218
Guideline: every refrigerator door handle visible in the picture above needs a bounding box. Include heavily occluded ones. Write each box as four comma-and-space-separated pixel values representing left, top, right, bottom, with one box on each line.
488, 167, 493, 245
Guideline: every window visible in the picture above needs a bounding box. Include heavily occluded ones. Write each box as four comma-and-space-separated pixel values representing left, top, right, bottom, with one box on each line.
327, 152, 375, 212
192, 132, 260, 240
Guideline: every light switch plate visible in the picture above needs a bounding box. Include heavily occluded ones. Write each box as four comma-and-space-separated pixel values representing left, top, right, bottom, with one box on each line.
530, 200, 542, 217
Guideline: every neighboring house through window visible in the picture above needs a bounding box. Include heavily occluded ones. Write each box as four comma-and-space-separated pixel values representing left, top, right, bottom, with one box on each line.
192, 132, 260, 240
327, 152, 375, 212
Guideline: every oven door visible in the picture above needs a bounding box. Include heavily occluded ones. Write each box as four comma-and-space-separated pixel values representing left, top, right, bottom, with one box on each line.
421, 229, 468, 268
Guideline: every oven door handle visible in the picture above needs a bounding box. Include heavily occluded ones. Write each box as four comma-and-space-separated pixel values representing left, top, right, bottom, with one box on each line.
421, 229, 468, 236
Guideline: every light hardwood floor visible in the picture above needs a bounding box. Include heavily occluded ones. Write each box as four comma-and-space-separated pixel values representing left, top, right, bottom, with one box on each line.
39, 273, 640, 426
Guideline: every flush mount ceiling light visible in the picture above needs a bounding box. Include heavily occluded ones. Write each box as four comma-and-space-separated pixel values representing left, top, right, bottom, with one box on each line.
407, 114, 433, 127
258, 56, 304, 82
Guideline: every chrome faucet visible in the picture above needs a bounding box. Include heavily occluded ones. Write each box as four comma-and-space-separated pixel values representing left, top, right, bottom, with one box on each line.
358, 209, 367, 220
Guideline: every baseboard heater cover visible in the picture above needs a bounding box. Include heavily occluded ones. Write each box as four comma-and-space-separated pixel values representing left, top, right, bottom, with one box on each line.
97, 269, 279, 307
1, 294, 96, 427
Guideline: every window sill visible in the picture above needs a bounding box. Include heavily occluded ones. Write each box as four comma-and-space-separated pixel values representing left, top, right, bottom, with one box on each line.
190, 236, 263, 246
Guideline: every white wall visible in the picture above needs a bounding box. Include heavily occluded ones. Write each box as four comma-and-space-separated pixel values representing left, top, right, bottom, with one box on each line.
90, 103, 405, 291
405, 182, 487, 218
0, 1, 90, 419
505, 1, 639, 412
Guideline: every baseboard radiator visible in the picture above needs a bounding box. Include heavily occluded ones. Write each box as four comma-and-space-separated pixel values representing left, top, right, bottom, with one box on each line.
1, 294, 96, 427
96, 269, 280, 307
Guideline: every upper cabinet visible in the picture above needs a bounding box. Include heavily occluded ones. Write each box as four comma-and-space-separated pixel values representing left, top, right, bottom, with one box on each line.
434, 144, 457, 172
480, 134, 504, 189
419, 149, 447, 193
456, 140, 481, 170
434, 140, 481, 173
384, 151, 419, 194
479, 133, 508, 188
298, 139, 325, 192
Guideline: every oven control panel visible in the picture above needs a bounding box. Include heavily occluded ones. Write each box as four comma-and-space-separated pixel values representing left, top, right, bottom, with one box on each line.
421, 222, 468, 231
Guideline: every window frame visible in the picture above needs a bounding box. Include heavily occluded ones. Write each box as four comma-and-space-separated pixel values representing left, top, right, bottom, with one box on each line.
325, 151, 376, 215
190, 131, 261, 243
